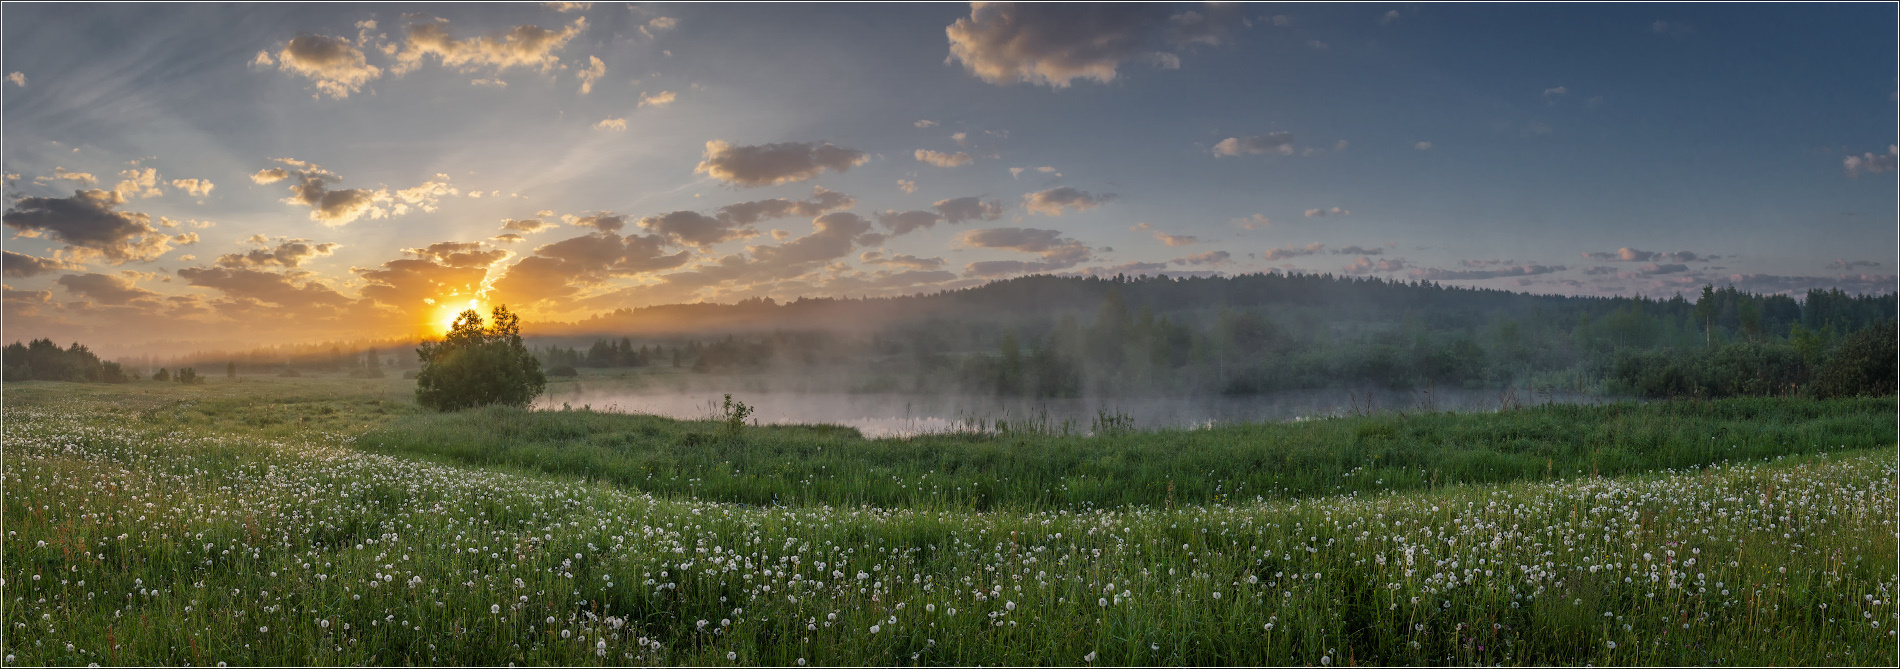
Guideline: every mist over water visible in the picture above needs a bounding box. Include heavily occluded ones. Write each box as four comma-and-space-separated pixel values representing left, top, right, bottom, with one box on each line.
533, 384, 1610, 437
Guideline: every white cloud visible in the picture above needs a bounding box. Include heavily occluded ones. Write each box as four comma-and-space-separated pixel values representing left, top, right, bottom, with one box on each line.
1213, 132, 1295, 157
1414, 141, 1433, 151
638, 90, 676, 108
945, 4, 1243, 88
170, 178, 215, 198
1022, 187, 1114, 216
595, 117, 627, 131
5, 72, 24, 87
577, 55, 605, 94
915, 149, 973, 168
269, 33, 383, 99
1844, 145, 1897, 177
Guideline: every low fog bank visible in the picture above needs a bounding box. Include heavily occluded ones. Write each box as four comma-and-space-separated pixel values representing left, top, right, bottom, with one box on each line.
533, 381, 1605, 438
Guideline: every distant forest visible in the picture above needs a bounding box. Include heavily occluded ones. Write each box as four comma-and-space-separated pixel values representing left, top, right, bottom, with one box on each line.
530, 273, 1899, 400
17, 273, 1892, 399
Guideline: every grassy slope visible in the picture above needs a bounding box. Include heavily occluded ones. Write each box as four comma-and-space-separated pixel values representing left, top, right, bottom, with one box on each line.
358, 394, 1896, 510
2, 379, 1894, 666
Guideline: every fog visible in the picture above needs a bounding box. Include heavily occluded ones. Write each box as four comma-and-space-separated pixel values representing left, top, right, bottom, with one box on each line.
533, 383, 1608, 438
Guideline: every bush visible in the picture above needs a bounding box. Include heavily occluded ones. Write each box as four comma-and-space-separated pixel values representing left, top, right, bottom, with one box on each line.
1812, 321, 1898, 398
546, 365, 578, 378
415, 305, 547, 411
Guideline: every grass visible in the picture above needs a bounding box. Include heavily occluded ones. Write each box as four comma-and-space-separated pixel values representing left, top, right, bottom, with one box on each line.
2, 377, 1895, 666
357, 394, 1896, 510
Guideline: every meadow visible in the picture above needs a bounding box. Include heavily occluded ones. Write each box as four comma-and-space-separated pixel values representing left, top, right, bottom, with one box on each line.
2, 378, 1895, 666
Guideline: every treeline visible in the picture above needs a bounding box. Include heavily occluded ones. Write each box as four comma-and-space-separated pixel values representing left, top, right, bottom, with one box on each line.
542, 276, 1895, 401
2, 339, 130, 383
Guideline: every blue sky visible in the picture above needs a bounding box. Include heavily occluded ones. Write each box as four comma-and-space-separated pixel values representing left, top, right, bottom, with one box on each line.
3, 2, 1894, 349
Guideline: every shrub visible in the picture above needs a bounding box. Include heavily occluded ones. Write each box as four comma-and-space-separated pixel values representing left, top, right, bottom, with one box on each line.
1812, 321, 1898, 398
415, 305, 547, 411
546, 365, 579, 378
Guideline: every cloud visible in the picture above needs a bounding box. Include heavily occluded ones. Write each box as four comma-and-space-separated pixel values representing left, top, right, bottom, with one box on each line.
170, 178, 215, 198
1022, 187, 1114, 216
1303, 207, 1348, 217
255, 159, 391, 226
269, 33, 383, 99
36, 167, 97, 186
934, 196, 1007, 223
1380, 10, 1402, 26
915, 149, 974, 167
393, 17, 586, 76
713, 186, 856, 226
1409, 264, 1566, 281
638, 90, 676, 108
500, 218, 552, 234
1172, 250, 1229, 266
1213, 132, 1295, 157
1639, 263, 1689, 275
1332, 245, 1382, 255
1262, 243, 1325, 260
3, 189, 177, 264
876, 210, 943, 235
914, 119, 938, 128
1233, 214, 1270, 230
357, 242, 512, 310
1714, 272, 1897, 296
860, 252, 946, 270
6, 72, 23, 87
897, 179, 917, 194
637, 210, 753, 249
694, 140, 870, 187
1828, 259, 1882, 270
114, 168, 163, 199
392, 174, 459, 214
57, 272, 162, 306
2, 251, 83, 278
569, 213, 627, 232
577, 55, 605, 94
1542, 85, 1568, 103
595, 117, 627, 131
959, 227, 1092, 276
945, 3, 1242, 88
545, 2, 592, 11
1149, 228, 1200, 246
489, 231, 693, 307
1414, 141, 1433, 151
214, 239, 340, 269
639, 16, 678, 39
1581, 247, 1705, 263
1843, 145, 1897, 177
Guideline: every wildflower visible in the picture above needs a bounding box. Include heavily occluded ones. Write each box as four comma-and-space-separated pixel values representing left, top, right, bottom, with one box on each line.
1085, 651, 1098, 663
870, 624, 881, 634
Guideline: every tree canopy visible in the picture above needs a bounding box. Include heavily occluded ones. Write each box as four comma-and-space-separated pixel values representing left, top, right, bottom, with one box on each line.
414, 305, 546, 411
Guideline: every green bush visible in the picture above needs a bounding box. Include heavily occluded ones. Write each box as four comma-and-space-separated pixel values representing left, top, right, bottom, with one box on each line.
414, 305, 546, 411
1812, 321, 1898, 398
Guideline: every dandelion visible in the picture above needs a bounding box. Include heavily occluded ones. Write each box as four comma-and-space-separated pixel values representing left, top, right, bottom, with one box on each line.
727, 652, 737, 661
870, 624, 880, 634
1085, 651, 1098, 662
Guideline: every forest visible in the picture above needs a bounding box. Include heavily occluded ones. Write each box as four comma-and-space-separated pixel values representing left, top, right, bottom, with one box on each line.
533, 274, 1898, 400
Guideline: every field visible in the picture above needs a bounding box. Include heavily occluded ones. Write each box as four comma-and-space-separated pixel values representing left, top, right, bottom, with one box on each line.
2, 378, 1896, 666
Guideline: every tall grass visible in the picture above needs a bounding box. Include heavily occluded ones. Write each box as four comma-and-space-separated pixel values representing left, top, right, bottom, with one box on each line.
357, 395, 1896, 510
2, 385, 1894, 666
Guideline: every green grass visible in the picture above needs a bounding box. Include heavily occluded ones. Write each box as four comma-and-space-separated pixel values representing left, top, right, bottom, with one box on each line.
3, 379, 1895, 666
357, 394, 1896, 510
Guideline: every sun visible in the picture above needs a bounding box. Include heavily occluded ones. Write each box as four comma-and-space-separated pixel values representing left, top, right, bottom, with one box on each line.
433, 298, 483, 335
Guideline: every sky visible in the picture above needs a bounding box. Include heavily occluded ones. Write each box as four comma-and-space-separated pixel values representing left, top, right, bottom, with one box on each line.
3, 2, 1896, 351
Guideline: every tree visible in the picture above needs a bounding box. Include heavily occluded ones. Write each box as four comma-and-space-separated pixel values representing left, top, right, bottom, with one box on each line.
414, 305, 547, 411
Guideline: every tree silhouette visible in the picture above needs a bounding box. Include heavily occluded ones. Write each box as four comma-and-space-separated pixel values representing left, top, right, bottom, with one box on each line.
414, 305, 547, 411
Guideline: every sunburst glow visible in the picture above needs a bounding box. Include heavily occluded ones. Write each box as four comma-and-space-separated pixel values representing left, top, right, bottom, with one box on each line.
434, 298, 481, 335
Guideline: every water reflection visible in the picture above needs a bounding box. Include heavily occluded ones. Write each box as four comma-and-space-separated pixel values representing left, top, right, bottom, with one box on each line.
533, 384, 1609, 438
